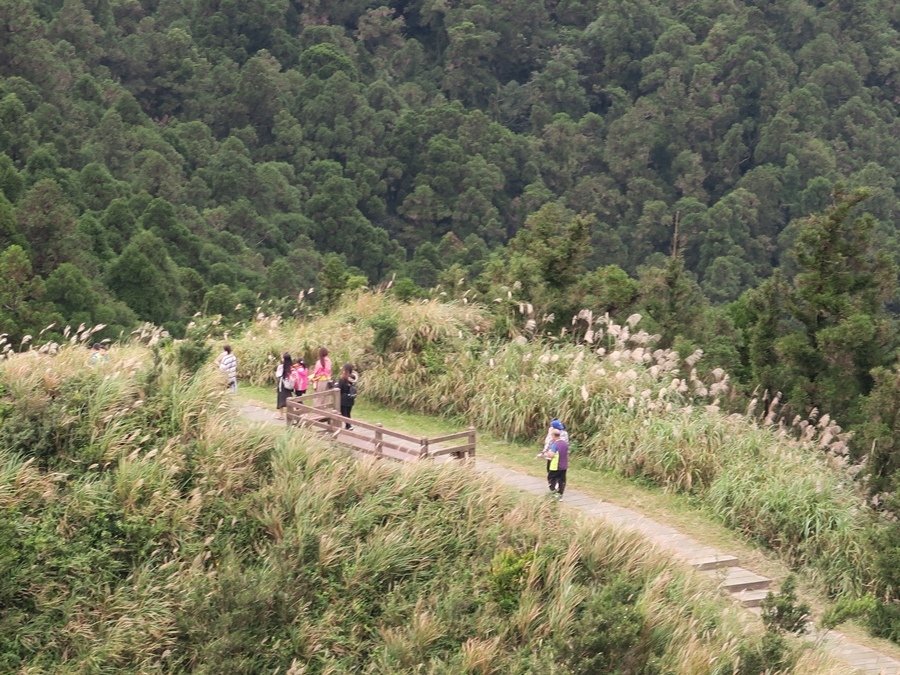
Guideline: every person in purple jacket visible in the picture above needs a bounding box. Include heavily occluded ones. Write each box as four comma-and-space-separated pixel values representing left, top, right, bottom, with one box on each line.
542, 427, 569, 499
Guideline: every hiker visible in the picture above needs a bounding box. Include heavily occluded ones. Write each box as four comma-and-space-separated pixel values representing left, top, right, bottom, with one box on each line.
291, 357, 308, 397
89, 343, 104, 365
543, 418, 569, 451
312, 347, 332, 393
275, 353, 293, 419
337, 363, 358, 430
541, 427, 569, 499
216, 344, 238, 392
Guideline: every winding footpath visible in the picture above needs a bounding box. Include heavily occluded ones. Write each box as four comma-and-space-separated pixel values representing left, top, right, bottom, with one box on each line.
239, 402, 900, 675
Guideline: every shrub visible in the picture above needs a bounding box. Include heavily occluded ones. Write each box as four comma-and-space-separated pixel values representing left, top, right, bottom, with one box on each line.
762, 575, 810, 635
175, 335, 212, 375
560, 574, 653, 675
368, 311, 399, 356
489, 548, 533, 613
868, 600, 900, 643
734, 630, 793, 675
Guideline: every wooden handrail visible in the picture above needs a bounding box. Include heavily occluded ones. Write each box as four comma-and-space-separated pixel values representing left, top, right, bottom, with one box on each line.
428, 443, 476, 457
286, 400, 476, 460
289, 389, 335, 403
289, 401, 424, 444
424, 430, 474, 444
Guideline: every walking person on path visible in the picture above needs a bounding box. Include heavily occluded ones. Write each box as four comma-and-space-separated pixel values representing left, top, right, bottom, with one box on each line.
540, 427, 569, 500
337, 363, 358, 430
312, 347, 332, 393
216, 344, 238, 392
275, 353, 293, 419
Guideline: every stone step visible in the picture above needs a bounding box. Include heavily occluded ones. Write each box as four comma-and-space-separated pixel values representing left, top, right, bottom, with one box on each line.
686, 554, 739, 571
704, 566, 771, 593
733, 588, 772, 608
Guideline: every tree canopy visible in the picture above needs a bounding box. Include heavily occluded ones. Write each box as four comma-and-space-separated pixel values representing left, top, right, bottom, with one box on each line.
0, 0, 898, 496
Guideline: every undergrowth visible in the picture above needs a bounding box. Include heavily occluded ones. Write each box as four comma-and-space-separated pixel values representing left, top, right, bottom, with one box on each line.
0, 339, 842, 672
231, 292, 897, 642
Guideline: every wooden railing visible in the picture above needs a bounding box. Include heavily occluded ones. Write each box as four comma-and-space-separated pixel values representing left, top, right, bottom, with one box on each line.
285, 390, 475, 462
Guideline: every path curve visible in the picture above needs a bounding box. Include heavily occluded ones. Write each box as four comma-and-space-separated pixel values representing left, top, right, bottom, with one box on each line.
239, 402, 899, 675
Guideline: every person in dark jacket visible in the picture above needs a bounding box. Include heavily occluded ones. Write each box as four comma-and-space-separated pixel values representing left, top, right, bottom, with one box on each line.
337, 363, 357, 429
275, 353, 292, 419
541, 427, 569, 499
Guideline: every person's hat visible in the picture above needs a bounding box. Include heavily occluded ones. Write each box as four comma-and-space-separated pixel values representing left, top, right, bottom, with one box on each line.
551, 419, 564, 430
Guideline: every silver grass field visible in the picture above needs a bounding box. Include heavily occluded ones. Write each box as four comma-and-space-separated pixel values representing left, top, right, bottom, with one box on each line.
232, 292, 889, 604
0, 327, 845, 672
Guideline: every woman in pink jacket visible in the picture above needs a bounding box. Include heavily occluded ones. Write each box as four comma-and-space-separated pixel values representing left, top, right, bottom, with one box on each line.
311, 347, 332, 393
291, 358, 309, 396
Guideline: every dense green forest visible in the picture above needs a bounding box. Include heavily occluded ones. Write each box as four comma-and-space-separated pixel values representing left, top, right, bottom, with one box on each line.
1, 3, 898, 525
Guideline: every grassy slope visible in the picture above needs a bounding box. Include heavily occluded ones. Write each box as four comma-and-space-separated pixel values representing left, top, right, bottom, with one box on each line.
226, 294, 898, 648
237, 384, 900, 659
2, 349, 848, 673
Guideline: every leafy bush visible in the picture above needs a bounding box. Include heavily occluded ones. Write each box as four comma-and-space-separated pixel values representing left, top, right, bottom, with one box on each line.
822, 593, 899, 644
489, 548, 533, 613
734, 631, 794, 675
368, 311, 399, 355
868, 600, 900, 643
560, 574, 654, 675
175, 335, 212, 375
762, 575, 810, 635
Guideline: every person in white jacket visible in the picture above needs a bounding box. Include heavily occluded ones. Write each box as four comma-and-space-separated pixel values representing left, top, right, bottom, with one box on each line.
216, 345, 238, 392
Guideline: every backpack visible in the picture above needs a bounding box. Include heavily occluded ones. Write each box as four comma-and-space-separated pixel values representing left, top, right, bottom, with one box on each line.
348, 382, 357, 399
276, 364, 292, 390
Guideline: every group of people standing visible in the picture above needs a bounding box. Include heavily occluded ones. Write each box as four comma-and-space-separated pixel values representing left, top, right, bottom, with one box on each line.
216, 344, 357, 428
275, 347, 358, 429
217, 341, 566, 492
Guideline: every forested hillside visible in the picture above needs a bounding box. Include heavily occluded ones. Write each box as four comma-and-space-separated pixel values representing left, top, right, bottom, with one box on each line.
1, 2, 898, 520
2, 0, 897, 327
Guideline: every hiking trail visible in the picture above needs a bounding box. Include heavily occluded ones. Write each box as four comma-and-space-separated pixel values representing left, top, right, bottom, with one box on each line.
239, 401, 900, 675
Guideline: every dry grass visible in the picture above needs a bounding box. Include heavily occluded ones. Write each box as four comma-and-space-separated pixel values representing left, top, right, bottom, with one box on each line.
228, 292, 885, 603
0, 338, 842, 672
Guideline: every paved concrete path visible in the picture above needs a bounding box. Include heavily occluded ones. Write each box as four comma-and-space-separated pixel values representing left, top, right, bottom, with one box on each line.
475, 461, 899, 675
239, 402, 900, 675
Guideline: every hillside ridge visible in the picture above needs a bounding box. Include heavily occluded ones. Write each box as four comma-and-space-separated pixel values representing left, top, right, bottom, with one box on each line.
238, 399, 900, 675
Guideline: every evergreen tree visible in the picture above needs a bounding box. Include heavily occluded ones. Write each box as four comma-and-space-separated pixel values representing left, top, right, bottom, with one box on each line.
775, 189, 897, 418
106, 231, 185, 326
0, 244, 52, 341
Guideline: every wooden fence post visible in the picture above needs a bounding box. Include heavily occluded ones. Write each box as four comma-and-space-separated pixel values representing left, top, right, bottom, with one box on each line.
419, 438, 429, 460
375, 423, 383, 458
467, 426, 476, 461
